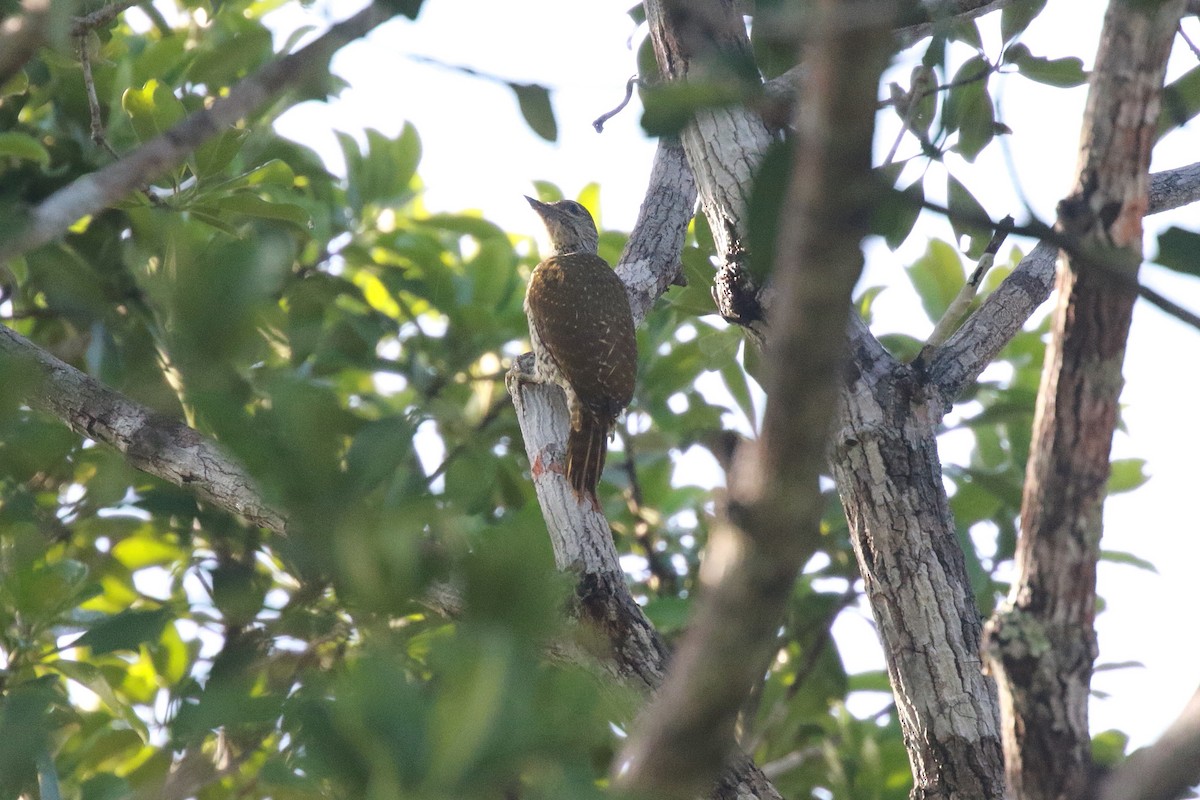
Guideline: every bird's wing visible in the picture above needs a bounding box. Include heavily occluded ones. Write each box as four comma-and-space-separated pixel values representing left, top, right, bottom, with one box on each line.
526, 253, 637, 417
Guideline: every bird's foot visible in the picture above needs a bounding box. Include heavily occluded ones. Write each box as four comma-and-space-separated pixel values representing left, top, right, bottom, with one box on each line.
505, 352, 539, 397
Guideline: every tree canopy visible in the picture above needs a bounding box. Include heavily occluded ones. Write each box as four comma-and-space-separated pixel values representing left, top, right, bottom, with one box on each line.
1, 1, 1199, 799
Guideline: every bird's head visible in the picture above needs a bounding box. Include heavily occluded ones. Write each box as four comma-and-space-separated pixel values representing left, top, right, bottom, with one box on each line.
525, 196, 599, 256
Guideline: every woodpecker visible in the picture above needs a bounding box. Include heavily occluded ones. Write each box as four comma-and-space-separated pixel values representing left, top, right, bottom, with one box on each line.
523, 196, 637, 499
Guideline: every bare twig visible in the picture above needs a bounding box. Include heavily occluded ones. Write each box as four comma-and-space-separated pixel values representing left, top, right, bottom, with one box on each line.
618, 428, 679, 595
69, 0, 142, 36
593, 75, 640, 132
923, 215, 1013, 349
1137, 282, 1200, 330
76, 33, 118, 156
1178, 21, 1200, 61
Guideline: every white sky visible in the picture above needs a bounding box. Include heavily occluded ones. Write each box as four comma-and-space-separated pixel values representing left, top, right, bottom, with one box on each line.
261, 0, 1200, 751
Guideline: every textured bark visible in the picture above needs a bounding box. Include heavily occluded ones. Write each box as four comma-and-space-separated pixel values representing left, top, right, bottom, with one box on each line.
0, 324, 286, 533
644, 0, 775, 334
613, 2, 897, 796
615, 138, 698, 324
833, 316, 1006, 800
982, 3, 1186, 799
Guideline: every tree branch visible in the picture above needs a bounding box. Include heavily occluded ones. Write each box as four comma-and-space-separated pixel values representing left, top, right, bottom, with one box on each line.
0, 324, 286, 533
644, 0, 775, 333
927, 159, 1200, 403
982, 3, 1186, 798
0, 0, 52, 88
616, 137, 698, 324
0, 1, 404, 267
612, 1, 898, 796
1099, 685, 1200, 800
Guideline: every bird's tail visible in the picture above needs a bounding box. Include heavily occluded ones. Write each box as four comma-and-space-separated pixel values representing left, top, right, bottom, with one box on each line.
567, 411, 609, 499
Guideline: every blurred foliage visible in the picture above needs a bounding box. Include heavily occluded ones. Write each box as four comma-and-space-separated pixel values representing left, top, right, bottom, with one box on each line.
0, 1, 1148, 798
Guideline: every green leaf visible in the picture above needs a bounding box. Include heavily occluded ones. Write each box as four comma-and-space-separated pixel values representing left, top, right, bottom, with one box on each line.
530, 180, 563, 203
906, 239, 964, 321
1107, 458, 1149, 495
1092, 729, 1129, 768
1100, 550, 1158, 573
510, 83, 558, 142
1000, 0, 1047, 44
0, 132, 50, 165
948, 19, 983, 51
379, 0, 425, 19
121, 79, 186, 144
640, 81, 742, 136
720, 360, 757, 428
191, 128, 246, 180
943, 56, 995, 161
1004, 44, 1088, 88
877, 332, 924, 361
873, 177, 924, 251
111, 534, 180, 569
345, 416, 415, 495
71, 608, 170, 655
1155, 226, 1200, 276
947, 174, 992, 258
0, 69, 29, 97
218, 192, 313, 230
746, 140, 792, 283
1159, 65, 1200, 141
642, 596, 691, 633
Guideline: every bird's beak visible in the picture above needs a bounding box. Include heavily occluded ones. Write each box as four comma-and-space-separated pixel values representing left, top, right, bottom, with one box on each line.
525, 195, 549, 214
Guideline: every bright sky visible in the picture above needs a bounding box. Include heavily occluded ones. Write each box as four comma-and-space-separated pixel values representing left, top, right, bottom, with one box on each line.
258, 0, 1200, 751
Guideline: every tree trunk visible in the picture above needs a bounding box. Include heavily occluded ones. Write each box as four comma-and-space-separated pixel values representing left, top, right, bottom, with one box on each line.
832, 316, 1007, 800
982, 2, 1186, 798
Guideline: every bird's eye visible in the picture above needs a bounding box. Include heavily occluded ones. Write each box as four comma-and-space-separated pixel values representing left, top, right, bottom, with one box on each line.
564, 201, 586, 216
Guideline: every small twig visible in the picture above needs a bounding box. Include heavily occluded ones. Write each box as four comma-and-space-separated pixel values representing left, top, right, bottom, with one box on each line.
76, 33, 118, 156
877, 63, 994, 108
618, 428, 678, 595
593, 75, 640, 133
69, 0, 143, 36
1137, 282, 1200, 331
424, 394, 510, 484
36, 747, 62, 800
1179, 22, 1200, 62
924, 215, 1013, 349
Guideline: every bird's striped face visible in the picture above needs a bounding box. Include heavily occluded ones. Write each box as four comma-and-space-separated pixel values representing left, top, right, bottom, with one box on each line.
526, 196, 600, 256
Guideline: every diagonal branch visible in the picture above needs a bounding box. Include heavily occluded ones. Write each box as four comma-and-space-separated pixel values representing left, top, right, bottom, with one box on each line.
0, 1, 405, 267
1099, 685, 1200, 800
0, 324, 286, 533
927, 159, 1200, 403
